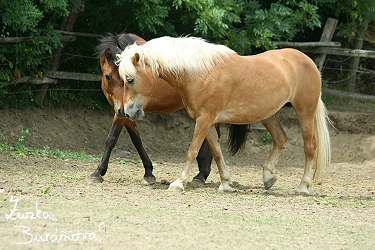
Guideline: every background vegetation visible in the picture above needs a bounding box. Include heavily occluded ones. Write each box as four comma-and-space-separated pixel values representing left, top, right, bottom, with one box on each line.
1, 0, 375, 109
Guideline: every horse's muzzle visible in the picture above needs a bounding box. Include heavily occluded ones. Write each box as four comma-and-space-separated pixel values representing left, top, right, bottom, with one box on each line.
124, 101, 144, 120
115, 108, 126, 118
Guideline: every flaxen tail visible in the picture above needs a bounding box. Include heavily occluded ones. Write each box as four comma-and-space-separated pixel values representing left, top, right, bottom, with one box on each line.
313, 97, 331, 184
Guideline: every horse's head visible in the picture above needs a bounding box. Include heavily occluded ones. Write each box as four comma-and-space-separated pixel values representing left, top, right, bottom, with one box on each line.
99, 48, 126, 117
95, 34, 146, 118
118, 48, 157, 120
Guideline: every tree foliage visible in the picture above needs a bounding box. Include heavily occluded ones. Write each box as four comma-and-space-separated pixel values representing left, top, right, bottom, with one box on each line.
334, 0, 375, 38
114, 0, 322, 54
0, 0, 69, 82
1, 0, 375, 108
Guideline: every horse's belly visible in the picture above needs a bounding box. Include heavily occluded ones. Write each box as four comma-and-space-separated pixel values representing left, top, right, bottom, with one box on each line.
214, 103, 284, 124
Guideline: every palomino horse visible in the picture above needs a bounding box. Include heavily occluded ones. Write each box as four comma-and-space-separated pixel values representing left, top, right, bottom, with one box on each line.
117, 36, 331, 195
90, 34, 216, 184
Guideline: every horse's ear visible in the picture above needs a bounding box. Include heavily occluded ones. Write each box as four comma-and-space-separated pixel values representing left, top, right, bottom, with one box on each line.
132, 53, 140, 65
104, 48, 111, 59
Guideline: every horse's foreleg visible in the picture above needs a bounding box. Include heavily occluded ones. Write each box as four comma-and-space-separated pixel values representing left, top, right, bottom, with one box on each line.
194, 124, 220, 183
90, 115, 125, 183
295, 115, 316, 195
205, 125, 232, 192
261, 111, 288, 190
125, 120, 156, 185
168, 117, 212, 191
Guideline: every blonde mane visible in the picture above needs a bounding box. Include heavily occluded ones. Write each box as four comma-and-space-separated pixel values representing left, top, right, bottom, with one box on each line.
118, 36, 236, 79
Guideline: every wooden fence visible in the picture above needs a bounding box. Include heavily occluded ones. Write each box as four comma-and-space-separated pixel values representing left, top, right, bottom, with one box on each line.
2, 18, 375, 102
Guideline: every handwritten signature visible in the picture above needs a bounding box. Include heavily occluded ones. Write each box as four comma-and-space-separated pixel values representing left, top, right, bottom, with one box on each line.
5, 195, 106, 245
5, 195, 56, 221
14, 223, 106, 245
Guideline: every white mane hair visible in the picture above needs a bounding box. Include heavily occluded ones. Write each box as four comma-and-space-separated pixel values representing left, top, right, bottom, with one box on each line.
118, 36, 237, 80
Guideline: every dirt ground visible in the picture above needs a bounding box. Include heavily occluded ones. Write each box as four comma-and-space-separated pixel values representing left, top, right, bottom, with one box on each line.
0, 106, 375, 249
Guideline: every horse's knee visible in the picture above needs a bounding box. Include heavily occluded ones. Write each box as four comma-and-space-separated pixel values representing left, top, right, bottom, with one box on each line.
106, 134, 118, 147
272, 130, 288, 150
303, 142, 316, 159
187, 150, 200, 161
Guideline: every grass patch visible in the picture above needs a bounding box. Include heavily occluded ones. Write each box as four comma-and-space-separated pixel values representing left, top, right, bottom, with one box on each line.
259, 130, 272, 143
0, 128, 99, 161
323, 95, 375, 113
314, 196, 343, 207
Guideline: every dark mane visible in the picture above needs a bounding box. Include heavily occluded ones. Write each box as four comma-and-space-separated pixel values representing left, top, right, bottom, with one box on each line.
95, 33, 144, 65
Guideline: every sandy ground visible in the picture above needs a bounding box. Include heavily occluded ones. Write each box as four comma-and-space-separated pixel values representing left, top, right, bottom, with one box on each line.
0, 107, 374, 249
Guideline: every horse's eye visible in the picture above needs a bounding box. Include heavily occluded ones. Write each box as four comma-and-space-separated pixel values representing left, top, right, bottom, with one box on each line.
126, 78, 135, 85
105, 74, 111, 81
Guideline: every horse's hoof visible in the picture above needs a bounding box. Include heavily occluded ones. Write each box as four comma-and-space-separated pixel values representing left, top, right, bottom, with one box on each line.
168, 185, 184, 192
219, 183, 233, 193
295, 187, 310, 195
228, 177, 233, 185
143, 176, 156, 185
168, 180, 184, 192
89, 172, 104, 183
264, 176, 277, 190
192, 174, 206, 183
191, 178, 205, 186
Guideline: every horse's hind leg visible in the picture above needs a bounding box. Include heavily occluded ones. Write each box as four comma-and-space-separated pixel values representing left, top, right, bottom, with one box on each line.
193, 139, 212, 183
124, 120, 156, 185
295, 113, 317, 195
261, 111, 288, 190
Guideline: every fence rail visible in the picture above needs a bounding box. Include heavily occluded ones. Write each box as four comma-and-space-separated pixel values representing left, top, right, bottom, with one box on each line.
45, 71, 101, 81
0, 36, 76, 43
300, 47, 375, 59
2, 26, 375, 102
3, 71, 101, 86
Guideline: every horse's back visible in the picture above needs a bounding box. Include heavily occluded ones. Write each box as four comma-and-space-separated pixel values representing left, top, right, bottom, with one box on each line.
246, 48, 321, 100
251, 48, 318, 73
211, 48, 321, 123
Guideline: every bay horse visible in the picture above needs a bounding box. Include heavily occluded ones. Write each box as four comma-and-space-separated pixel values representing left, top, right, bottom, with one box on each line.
117, 36, 331, 195
90, 34, 217, 184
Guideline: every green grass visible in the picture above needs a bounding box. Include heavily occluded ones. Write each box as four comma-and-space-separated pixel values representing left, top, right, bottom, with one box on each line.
323, 95, 375, 113
0, 128, 99, 161
259, 130, 272, 143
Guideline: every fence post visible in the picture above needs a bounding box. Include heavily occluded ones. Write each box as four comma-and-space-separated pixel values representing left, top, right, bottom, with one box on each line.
37, 0, 86, 103
347, 21, 369, 92
314, 18, 338, 71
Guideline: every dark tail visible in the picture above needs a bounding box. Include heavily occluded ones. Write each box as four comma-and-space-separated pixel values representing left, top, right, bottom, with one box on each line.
227, 124, 249, 155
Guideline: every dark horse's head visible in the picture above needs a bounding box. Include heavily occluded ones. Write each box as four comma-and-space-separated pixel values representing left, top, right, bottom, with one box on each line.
95, 33, 146, 118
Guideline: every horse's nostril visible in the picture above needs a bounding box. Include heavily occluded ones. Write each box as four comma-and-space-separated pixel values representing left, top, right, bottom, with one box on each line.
125, 113, 130, 118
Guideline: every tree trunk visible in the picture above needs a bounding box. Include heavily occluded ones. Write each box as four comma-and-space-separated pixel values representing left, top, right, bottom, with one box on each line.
37, 0, 85, 103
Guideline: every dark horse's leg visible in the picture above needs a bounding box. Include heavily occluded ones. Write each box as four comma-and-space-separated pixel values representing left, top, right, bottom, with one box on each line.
90, 116, 155, 184
193, 124, 220, 183
124, 120, 156, 185
90, 115, 218, 184
90, 115, 127, 183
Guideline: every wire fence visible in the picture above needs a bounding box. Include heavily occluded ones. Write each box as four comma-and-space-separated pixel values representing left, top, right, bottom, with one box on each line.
2, 32, 375, 99
5, 88, 103, 95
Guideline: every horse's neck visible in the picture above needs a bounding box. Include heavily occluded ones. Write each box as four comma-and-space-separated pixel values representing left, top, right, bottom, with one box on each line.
158, 71, 190, 104
159, 70, 180, 88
